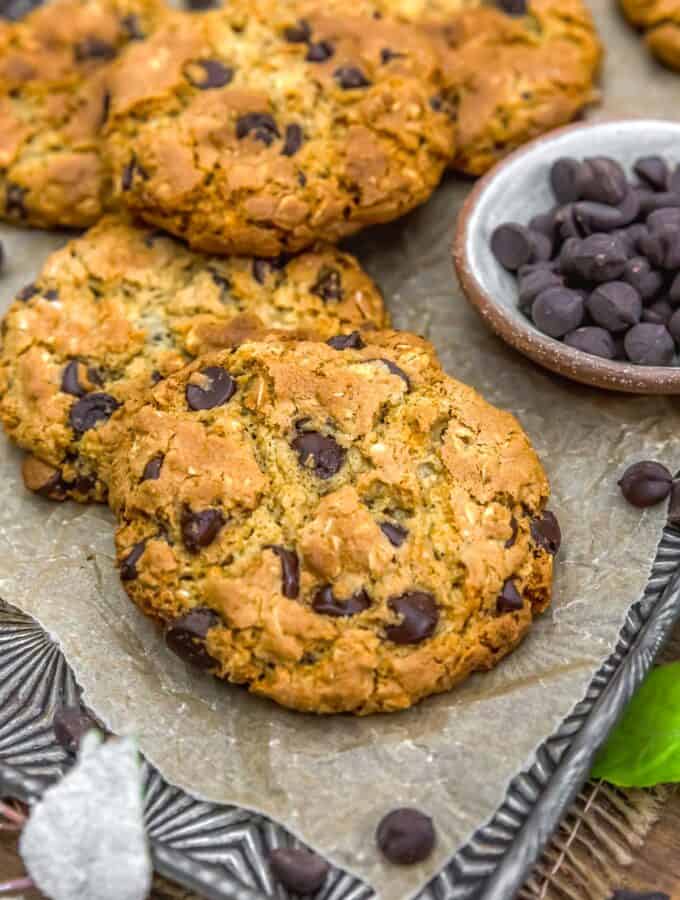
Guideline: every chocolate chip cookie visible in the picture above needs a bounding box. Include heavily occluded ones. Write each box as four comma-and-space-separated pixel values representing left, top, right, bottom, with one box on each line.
620, 0, 680, 71
108, 335, 556, 715
0, 216, 388, 503
0, 0, 167, 228
102, 2, 456, 255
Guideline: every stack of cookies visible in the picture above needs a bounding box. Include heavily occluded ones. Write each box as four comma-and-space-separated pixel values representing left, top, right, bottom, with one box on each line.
0, 0, 578, 714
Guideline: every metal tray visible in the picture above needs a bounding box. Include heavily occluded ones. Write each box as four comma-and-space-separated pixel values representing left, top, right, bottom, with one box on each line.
2, 519, 679, 900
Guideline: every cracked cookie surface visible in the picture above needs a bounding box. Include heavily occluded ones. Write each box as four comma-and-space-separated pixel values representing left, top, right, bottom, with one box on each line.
0, 0, 168, 228
620, 0, 680, 71
0, 215, 387, 503
108, 335, 556, 715
102, 2, 455, 255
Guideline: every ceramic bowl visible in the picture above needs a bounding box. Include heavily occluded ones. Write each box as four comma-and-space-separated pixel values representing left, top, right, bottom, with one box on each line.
453, 119, 680, 394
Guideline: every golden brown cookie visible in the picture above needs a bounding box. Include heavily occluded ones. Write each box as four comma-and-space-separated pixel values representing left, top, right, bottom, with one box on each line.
620, 0, 680, 71
102, 3, 456, 255
0, 0, 168, 228
108, 335, 557, 715
0, 216, 388, 503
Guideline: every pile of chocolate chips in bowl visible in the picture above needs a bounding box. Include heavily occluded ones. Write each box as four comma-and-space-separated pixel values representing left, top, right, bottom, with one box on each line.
491, 155, 680, 364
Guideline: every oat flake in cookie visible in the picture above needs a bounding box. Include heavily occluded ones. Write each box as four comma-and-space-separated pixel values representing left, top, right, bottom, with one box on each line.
0, 216, 388, 504
109, 336, 556, 715
102, 1, 455, 256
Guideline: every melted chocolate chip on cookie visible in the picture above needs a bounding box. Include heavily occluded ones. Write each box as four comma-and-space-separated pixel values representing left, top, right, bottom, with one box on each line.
166, 608, 220, 668
292, 430, 345, 479
282, 124, 304, 157
141, 454, 164, 482
181, 507, 226, 552
186, 366, 236, 410
311, 266, 343, 301
268, 546, 300, 598
236, 113, 280, 146
380, 521, 408, 547
69, 393, 120, 434
327, 331, 365, 350
186, 59, 234, 89
312, 586, 371, 617
497, 579, 523, 612
120, 540, 147, 581
334, 66, 371, 89
386, 592, 438, 643
61, 361, 87, 398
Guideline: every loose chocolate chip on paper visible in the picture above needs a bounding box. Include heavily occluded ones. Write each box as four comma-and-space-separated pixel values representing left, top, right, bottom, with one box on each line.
186, 59, 234, 89
376, 808, 436, 865
120, 540, 147, 581
313, 586, 371, 616
381, 520, 408, 547
69, 392, 120, 434
327, 331, 365, 350
634, 155, 669, 190
282, 123, 304, 156
61, 361, 87, 397
306, 40, 334, 62
530, 510, 561, 554
292, 430, 346, 479
268, 545, 300, 598
269, 848, 329, 895
53, 705, 100, 754
186, 366, 236, 410
235, 112, 280, 146
141, 454, 163, 482
385, 591, 438, 644
165, 608, 220, 668
334, 66, 371, 89
564, 326, 616, 359
497, 579, 523, 612
181, 507, 226, 552
618, 461, 673, 508
284, 19, 311, 42
624, 323, 675, 366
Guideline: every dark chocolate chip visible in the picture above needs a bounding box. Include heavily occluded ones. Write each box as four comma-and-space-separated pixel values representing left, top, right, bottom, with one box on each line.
668, 307, 680, 342
53, 705, 99, 754
671, 272, 680, 305
186, 59, 234, 89
69, 392, 120, 434
618, 460, 672, 508
282, 123, 304, 156
120, 540, 147, 581
61, 360, 86, 397
504, 515, 518, 548
496, 0, 527, 12
633, 155, 669, 190
385, 591, 438, 644
554, 204, 582, 240
268, 545, 300, 598
497, 579, 523, 612
518, 268, 564, 313
311, 265, 343, 301
151, 370, 164, 384
530, 510, 561, 554
669, 165, 680, 194
120, 13, 145, 40
638, 191, 680, 214
292, 430, 346, 479
327, 331, 365, 350
306, 40, 334, 62
100, 89, 111, 125
210, 269, 231, 293
622, 256, 664, 301
312, 585, 371, 617
532, 287, 584, 338
572, 201, 626, 234
528, 209, 557, 240
141, 454, 164, 482
334, 66, 371, 89
580, 157, 628, 206
624, 323, 675, 365
5, 182, 27, 218
642, 299, 673, 325
184, 0, 220, 8
639, 224, 680, 269
269, 848, 329, 895
569, 234, 628, 283
284, 19, 311, 42
370, 358, 411, 388
74, 37, 117, 61
529, 230, 553, 262
235, 112, 280, 146
380, 520, 408, 547
376, 809, 436, 865
181, 507, 225, 552
550, 158, 587, 203
44, 288, 59, 301
491, 223, 534, 271
647, 207, 680, 231
121, 157, 137, 191
586, 282, 642, 332
165, 608, 220, 668
564, 326, 616, 359
186, 366, 236, 410
380, 47, 406, 63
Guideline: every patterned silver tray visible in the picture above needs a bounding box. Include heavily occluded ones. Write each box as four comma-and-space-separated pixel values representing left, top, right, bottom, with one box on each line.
2, 521, 680, 899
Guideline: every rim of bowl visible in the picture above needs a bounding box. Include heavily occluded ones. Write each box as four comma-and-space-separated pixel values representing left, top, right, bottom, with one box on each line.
453, 118, 680, 395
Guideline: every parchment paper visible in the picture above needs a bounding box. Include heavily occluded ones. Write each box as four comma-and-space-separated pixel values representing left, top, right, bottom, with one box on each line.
1, 3, 679, 897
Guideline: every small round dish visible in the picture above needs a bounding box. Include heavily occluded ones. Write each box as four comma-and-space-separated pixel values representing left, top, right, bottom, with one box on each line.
453, 119, 680, 394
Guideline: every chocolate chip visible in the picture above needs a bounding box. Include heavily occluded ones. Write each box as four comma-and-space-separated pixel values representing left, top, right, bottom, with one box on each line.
53, 705, 99, 754
385, 591, 438, 644
186, 366, 236, 410
564, 326, 616, 359
284, 19, 311, 42
186, 59, 234, 89
530, 510, 561, 554
505, 516, 518, 548
638, 191, 680, 214
572, 201, 626, 234
497, 579, 523, 612
311, 266, 343, 301
669, 165, 680, 194
74, 37, 117, 61
634, 155, 669, 190
121, 157, 138, 191
165, 608, 220, 668
554, 204, 581, 240
496, 0, 527, 14
624, 323, 675, 365
668, 308, 680, 342
550, 158, 587, 203
235, 112, 280, 146
569, 234, 628, 283
269, 848, 329, 895
618, 461, 672, 508
184, 0, 220, 8
334, 66, 371, 89
292, 430, 345, 479
376, 809, 436, 865
120, 13, 145, 40
210, 269, 231, 293
60, 360, 86, 397
647, 207, 680, 230
380, 521, 408, 547
529, 209, 557, 239
532, 287, 584, 338
491, 223, 534, 271
120, 540, 146, 581
529, 231, 552, 262
141, 454, 163, 482
69, 392, 120, 434
44, 288, 59, 301
268, 546, 300, 598
642, 299, 673, 325
639, 224, 680, 269
518, 268, 563, 313
306, 41, 334, 62
586, 282, 642, 332
327, 331, 365, 350
380, 47, 406, 63
5, 182, 27, 218
622, 257, 664, 301
580, 157, 628, 206
312, 586, 371, 616
282, 123, 303, 156
181, 507, 225, 552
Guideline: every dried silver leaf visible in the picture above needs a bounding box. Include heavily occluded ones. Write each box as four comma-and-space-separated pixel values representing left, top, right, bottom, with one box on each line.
20, 733, 151, 900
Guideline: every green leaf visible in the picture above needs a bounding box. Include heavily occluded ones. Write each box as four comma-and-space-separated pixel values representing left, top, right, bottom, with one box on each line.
592, 662, 680, 787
